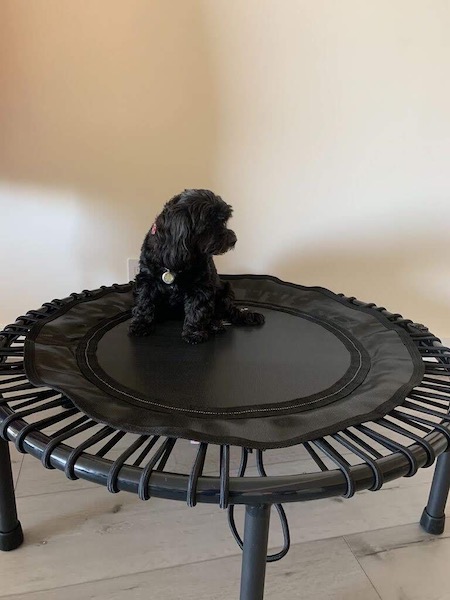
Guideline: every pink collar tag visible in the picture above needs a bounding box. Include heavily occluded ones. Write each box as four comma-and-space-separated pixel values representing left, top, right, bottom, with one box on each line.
151, 223, 157, 235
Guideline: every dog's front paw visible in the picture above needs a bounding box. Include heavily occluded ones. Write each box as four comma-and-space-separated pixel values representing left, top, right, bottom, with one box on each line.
182, 330, 210, 344
248, 311, 265, 326
128, 319, 155, 337
238, 309, 265, 326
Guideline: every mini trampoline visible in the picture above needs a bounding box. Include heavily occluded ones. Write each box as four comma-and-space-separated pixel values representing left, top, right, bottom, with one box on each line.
1, 275, 450, 600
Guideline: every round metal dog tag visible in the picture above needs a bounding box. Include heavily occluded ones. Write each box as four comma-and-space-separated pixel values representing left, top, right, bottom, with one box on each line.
162, 270, 175, 285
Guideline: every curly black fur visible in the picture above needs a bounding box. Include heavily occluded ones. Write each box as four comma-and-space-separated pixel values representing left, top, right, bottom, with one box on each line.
129, 189, 265, 344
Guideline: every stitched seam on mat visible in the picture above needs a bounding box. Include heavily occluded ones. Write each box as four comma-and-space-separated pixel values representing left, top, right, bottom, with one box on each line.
83, 313, 364, 416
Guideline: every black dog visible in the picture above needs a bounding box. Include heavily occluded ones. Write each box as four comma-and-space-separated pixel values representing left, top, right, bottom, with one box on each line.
129, 189, 265, 344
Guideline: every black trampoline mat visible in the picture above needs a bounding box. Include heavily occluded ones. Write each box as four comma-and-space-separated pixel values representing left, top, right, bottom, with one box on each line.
24, 275, 425, 449
88, 307, 368, 416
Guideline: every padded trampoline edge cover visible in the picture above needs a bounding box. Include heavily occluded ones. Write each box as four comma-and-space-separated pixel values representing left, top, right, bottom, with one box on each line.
24, 275, 425, 449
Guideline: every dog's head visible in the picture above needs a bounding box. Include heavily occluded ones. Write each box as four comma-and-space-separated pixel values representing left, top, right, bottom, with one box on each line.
154, 189, 237, 270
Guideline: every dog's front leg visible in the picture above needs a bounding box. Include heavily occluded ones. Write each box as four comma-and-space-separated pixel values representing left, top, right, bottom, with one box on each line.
128, 276, 158, 336
182, 287, 215, 344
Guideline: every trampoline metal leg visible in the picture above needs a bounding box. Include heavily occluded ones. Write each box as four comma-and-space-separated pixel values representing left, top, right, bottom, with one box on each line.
0, 438, 23, 551
239, 504, 271, 600
421, 449, 450, 535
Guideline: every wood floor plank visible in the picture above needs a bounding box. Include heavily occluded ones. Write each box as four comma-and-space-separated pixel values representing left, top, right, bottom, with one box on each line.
346, 522, 450, 600
0, 536, 380, 600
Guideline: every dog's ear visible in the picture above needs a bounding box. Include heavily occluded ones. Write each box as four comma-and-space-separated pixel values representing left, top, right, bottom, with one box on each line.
155, 203, 193, 271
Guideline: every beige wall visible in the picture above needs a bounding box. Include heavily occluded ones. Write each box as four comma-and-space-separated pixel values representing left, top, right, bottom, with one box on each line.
1, 1, 449, 337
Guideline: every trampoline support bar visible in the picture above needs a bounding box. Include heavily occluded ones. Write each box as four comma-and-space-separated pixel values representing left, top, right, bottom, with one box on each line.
240, 504, 271, 600
421, 448, 450, 535
0, 438, 23, 551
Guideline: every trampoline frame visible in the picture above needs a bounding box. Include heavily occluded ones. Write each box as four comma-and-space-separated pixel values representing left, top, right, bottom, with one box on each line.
1, 282, 450, 600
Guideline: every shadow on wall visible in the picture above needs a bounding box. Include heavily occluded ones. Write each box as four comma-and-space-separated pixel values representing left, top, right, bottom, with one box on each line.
0, 1, 219, 322
271, 231, 449, 337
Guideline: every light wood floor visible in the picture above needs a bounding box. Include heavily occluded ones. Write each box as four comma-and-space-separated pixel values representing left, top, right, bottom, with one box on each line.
1, 437, 450, 600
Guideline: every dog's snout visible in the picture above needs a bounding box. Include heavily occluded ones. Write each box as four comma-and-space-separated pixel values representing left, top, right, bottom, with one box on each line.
228, 230, 237, 248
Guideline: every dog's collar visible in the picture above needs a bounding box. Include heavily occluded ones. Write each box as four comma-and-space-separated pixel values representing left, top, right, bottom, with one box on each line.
151, 224, 175, 284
